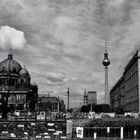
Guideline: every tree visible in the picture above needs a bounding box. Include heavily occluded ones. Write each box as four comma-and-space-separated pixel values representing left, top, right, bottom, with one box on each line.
94, 104, 111, 113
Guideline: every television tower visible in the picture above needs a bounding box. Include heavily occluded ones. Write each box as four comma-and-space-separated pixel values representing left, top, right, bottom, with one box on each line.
102, 32, 110, 105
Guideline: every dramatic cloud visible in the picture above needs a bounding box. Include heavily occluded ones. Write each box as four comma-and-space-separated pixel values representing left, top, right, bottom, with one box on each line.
0, 26, 26, 50
45, 72, 66, 83
0, 0, 140, 107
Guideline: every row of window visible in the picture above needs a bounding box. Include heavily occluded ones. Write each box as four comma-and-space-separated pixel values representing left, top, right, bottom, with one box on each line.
0, 78, 29, 86
8, 95, 26, 102
125, 61, 138, 79
125, 100, 139, 112
125, 71, 138, 90
125, 86, 138, 101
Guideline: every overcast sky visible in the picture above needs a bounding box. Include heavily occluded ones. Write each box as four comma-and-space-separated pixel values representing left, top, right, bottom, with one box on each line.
0, 0, 140, 107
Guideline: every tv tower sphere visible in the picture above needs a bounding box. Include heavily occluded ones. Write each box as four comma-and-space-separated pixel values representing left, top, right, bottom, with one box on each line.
102, 50, 110, 66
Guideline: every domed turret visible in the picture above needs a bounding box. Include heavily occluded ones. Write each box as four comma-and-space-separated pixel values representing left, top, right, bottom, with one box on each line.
32, 81, 37, 87
0, 52, 22, 74
19, 66, 29, 77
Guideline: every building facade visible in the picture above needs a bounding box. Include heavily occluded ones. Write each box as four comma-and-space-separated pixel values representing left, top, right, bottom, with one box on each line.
0, 52, 38, 118
110, 76, 125, 112
110, 50, 140, 112
37, 96, 65, 113
83, 90, 88, 106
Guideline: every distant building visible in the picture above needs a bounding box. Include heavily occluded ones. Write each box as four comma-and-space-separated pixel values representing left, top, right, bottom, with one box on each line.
110, 50, 140, 112
83, 90, 97, 106
37, 96, 65, 113
83, 90, 88, 106
88, 91, 97, 105
0, 52, 38, 118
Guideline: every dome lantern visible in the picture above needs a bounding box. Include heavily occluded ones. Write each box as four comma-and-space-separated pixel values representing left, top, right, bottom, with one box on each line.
8, 53, 13, 59
8, 48, 13, 59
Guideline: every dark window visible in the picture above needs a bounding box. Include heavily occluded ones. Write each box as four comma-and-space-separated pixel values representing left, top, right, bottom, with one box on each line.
5, 79, 8, 85
2, 66, 6, 72
21, 79, 24, 84
13, 67, 16, 73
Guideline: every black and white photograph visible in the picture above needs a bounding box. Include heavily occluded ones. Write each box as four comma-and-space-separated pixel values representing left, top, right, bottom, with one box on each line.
0, 0, 139, 139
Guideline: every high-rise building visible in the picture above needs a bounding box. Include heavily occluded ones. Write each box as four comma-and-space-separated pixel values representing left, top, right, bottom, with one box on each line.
87, 91, 97, 105
110, 50, 140, 112
0, 52, 38, 118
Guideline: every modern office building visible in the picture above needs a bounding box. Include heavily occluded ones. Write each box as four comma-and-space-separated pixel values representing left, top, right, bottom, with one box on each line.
110, 50, 140, 112
88, 91, 97, 105
0, 52, 38, 118
83, 90, 97, 106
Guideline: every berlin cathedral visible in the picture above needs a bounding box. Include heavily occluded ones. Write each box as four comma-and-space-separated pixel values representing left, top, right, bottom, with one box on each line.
0, 52, 38, 118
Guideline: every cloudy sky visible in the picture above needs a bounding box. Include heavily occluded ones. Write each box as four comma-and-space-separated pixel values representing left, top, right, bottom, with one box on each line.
0, 0, 140, 107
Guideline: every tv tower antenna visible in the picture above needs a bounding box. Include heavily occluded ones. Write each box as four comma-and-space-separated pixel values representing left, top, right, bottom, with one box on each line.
102, 30, 110, 104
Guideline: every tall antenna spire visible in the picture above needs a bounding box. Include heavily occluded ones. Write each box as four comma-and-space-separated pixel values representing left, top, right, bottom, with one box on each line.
105, 30, 108, 53
84, 88, 86, 95
83, 88, 88, 106
10, 48, 12, 54
102, 29, 110, 105
8, 48, 13, 59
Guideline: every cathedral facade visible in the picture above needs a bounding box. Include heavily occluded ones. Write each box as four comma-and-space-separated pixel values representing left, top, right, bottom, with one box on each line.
0, 52, 38, 118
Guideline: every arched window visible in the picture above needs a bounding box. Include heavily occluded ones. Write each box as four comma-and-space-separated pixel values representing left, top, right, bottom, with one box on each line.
14, 80, 17, 86
2, 66, 6, 72
0, 79, 2, 85
5, 79, 8, 85
1, 79, 3, 85
13, 67, 16, 73
21, 79, 24, 84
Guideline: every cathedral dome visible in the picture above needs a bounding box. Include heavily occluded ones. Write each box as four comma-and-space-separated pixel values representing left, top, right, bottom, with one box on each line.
0, 53, 22, 74
19, 67, 29, 77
